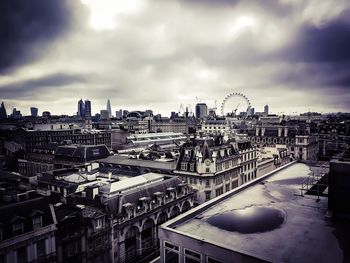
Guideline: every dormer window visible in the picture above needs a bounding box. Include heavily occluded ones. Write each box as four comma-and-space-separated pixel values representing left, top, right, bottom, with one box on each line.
33, 216, 42, 230
13, 220, 24, 235
30, 210, 44, 230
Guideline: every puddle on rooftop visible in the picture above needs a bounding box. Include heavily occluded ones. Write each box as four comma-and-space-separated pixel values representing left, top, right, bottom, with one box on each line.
272, 177, 306, 185
207, 206, 285, 234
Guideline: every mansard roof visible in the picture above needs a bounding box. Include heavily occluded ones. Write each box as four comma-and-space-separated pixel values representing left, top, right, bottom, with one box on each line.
55, 144, 110, 161
0, 196, 55, 241
105, 177, 190, 217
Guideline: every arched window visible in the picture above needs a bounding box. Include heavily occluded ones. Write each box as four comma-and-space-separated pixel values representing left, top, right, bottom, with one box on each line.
141, 219, 155, 254
169, 206, 180, 219
157, 212, 168, 225
181, 201, 191, 213
125, 226, 139, 262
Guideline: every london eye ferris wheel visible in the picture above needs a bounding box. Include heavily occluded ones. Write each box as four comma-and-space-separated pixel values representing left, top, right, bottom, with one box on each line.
220, 93, 252, 117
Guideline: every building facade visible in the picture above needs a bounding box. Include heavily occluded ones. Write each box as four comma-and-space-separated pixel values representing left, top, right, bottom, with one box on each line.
174, 138, 242, 204
12, 128, 112, 152
0, 193, 57, 263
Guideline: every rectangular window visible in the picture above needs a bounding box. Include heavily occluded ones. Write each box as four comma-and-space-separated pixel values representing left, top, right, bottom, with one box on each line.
13, 221, 23, 235
165, 249, 179, 263
36, 239, 46, 258
164, 242, 179, 263
164, 242, 179, 251
17, 246, 27, 263
184, 248, 201, 263
205, 191, 211, 201
205, 168, 210, 173
215, 187, 223, 197
33, 216, 42, 229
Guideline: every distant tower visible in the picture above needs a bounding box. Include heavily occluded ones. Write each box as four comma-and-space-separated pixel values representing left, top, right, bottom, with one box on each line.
30, 107, 38, 117
264, 104, 269, 115
107, 99, 112, 118
185, 106, 189, 136
0, 101, 7, 120
84, 99, 91, 117
195, 103, 208, 119
78, 99, 85, 117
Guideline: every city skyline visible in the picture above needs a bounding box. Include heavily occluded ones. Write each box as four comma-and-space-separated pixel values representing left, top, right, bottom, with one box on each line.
1, 0, 350, 116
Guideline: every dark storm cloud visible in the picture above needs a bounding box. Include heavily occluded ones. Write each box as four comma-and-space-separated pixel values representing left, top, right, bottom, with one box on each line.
287, 13, 350, 63
274, 11, 350, 95
0, 73, 87, 98
1, 0, 349, 114
0, 0, 73, 73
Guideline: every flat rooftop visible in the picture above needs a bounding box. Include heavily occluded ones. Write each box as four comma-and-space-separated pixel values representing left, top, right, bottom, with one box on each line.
166, 163, 348, 263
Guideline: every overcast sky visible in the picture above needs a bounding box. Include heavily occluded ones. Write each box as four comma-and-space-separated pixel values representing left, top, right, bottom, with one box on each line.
1, 0, 349, 116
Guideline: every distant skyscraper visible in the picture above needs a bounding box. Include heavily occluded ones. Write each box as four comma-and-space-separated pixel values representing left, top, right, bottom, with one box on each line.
170, 111, 177, 119
195, 103, 208, 119
115, 109, 123, 119
100, 109, 110, 120
0, 101, 7, 120
264, 104, 269, 115
78, 99, 85, 117
84, 99, 91, 117
107, 99, 112, 118
11, 108, 22, 119
30, 107, 38, 117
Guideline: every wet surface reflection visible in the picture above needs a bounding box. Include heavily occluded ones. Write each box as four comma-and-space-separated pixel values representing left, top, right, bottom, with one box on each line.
272, 177, 306, 185
207, 206, 285, 234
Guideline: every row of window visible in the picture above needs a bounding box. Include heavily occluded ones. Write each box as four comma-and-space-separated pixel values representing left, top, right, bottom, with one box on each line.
164, 241, 223, 263
242, 171, 257, 183
1, 216, 43, 240
216, 159, 238, 172
242, 151, 256, 161
184, 171, 239, 187
250, 137, 295, 144
243, 162, 256, 171
0, 238, 47, 263
203, 126, 226, 130
181, 162, 195, 171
